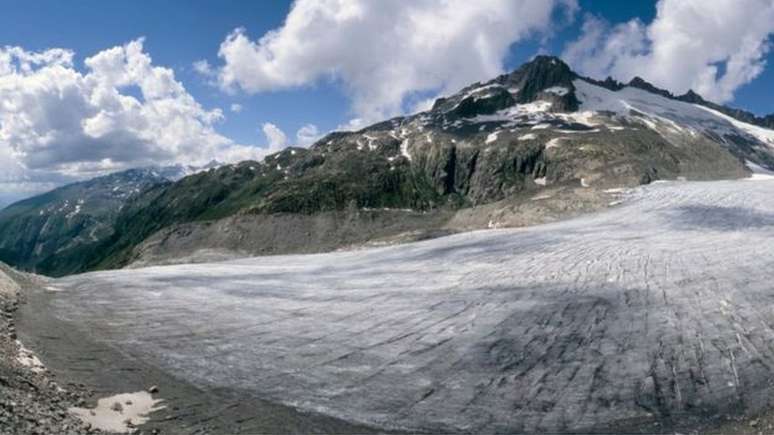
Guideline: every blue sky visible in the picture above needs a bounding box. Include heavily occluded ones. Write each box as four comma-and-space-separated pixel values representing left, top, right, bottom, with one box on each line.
0, 0, 773, 206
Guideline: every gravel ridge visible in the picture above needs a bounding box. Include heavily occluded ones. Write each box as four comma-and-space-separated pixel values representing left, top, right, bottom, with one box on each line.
0, 263, 98, 435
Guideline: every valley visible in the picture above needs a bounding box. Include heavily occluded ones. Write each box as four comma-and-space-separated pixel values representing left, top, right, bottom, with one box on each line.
2, 57, 771, 278
3, 53, 774, 434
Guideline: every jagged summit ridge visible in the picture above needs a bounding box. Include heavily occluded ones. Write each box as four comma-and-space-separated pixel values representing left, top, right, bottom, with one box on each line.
431, 56, 579, 116
495, 55, 579, 110
432, 55, 774, 132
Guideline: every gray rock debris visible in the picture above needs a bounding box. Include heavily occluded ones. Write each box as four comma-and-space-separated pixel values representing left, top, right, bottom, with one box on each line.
0, 264, 98, 434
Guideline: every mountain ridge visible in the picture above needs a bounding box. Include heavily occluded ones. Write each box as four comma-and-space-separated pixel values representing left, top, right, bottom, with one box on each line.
0, 165, 213, 275
2, 55, 773, 276
577, 64, 774, 130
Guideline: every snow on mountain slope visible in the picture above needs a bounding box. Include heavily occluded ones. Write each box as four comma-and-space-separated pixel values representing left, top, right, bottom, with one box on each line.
746, 161, 774, 180
573, 79, 774, 170
574, 78, 722, 130
694, 104, 774, 148
406, 64, 774, 174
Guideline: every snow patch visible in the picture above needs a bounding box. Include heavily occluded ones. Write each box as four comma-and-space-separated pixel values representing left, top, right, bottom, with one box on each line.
65, 204, 82, 220
544, 86, 569, 96
635, 116, 658, 131
400, 139, 412, 161
555, 129, 600, 134
468, 101, 553, 125
574, 78, 774, 146
564, 111, 598, 126
70, 392, 165, 434
518, 133, 537, 141
485, 131, 500, 144
363, 134, 378, 151
545, 138, 565, 149
696, 106, 774, 147
745, 160, 774, 181
534, 177, 547, 186
16, 340, 46, 374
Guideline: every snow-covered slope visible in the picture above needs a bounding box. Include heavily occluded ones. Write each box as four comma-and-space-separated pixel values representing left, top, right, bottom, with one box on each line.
574, 79, 774, 159
422, 73, 774, 174
575, 79, 727, 129
694, 104, 774, 147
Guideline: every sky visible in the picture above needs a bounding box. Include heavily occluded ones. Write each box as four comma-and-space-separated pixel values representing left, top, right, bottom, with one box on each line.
1, 0, 774, 207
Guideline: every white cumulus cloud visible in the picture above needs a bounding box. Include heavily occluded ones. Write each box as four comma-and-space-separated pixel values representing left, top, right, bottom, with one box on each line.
295, 124, 321, 147
261, 122, 288, 151
211, 0, 577, 124
562, 0, 774, 103
0, 39, 266, 203
192, 59, 214, 76
262, 122, 321, 150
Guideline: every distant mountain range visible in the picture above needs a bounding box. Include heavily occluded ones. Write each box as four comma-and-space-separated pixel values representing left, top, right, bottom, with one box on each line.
1, 56, 773, 276
0, 164, 215, 275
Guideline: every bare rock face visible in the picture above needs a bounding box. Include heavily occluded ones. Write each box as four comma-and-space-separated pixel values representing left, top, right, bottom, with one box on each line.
432, 55, 579, 116
438, 85, 517, 119
502, 55, 580, 111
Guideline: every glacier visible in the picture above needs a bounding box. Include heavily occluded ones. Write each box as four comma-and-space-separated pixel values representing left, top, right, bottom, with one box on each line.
41, 176, 774, 432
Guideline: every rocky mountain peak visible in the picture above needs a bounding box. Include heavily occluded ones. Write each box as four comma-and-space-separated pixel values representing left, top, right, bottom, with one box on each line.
506, 55, 574, 85
627, 76, 674, 99
430, 55, 579, 117
498, 55, 578, 111
583, 76, 624, 92
677, 89, 706, 104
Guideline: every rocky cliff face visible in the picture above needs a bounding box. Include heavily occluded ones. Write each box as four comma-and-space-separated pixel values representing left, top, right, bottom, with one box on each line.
3, 56, 774, 275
